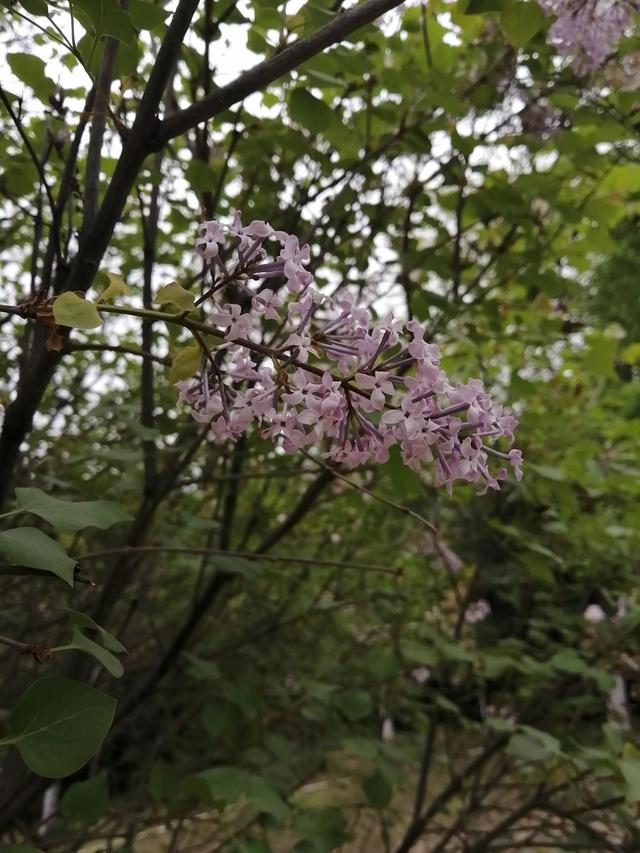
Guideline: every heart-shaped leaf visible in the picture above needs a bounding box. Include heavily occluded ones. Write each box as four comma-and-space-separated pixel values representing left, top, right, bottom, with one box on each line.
169, 343, 201, 383
0, 528, 76, 585
53, 292, 103, 330
97, 272, 130, 303
155, 281, 195, 312
60, 772, 109, 825
57, 629, 124, 678
1, 677, 116, 778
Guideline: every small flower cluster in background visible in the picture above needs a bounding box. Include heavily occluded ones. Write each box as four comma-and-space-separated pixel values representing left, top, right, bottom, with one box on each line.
178, 213, 523, 494
540, 0, 639, 73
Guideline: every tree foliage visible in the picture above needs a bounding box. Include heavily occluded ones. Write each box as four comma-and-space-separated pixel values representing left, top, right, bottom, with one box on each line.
0, 0, 639, 850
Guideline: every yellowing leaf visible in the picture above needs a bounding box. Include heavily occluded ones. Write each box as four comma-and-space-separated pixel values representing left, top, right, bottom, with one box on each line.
169, 343, 201, 383
155, 282, 195, 312
98, 272, 130, 303
621, 343, 640, 364
53, 292, 103, 330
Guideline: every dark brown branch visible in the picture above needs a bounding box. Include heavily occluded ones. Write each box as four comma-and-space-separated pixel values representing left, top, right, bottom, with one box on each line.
117, 467, 334, 719
89, 429, 207, 628
63, 343, 170, 365
157, 0, 406, 145
63, 0, 201, 298
82, 38, 119, 231
140, 152, 164, 498
0, 84, 61, 265
256, 468, 334, 553
42, 87, 96, 293
80, 544, 397, 574
411, 721, 437, 825
0, 0, 200, 511
451, 184, 465, 301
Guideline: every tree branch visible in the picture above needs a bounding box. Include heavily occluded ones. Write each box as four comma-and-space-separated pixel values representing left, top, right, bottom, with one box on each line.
82, 38, 119, 232
0, 84, 61, 265
62, 342, 170, 365
157, 0, 405, 145
62, 0, 202, 297
79, 544, 399, 574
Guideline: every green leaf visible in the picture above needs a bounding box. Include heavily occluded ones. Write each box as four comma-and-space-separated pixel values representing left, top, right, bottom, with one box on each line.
62, 608, 127, 653
362, 768, 393, 809
18, 0, 47, 15
463, 0, 505, 12
212, 555, 262, 580
201, 701, 240, 738
156, 281, 195, 311
149, 759, 179, 802
192, 767, 288, 822
435, 638, 474, 663
2, 677, 116, 778
245, 776, 289, 823
0, 527, 76, 585
620, 751, 640, 802
127, 0, 167, 29
169, 343, 200, 383
550, 650, 586, 674
60, 772, 109, 824
583, 334, 617, 379
3, 157, 37, 196
185, 160, 216, 192
184, 653, 220, 681
485, 716, 516, 733
53, 292, 103, 330
500, 2, 545, 47
529, 463, 566, 482
400, 640, 437, 666
7, 55, 54, 102
236, 841, 273, 853
289, 88, 335, 135
333, 689, 372, 722
15, 487, 130, 531
621, 342, 640, 364
507, 727, 561, 763
97, 272, 130, 303
294, 808, 349, 851
59, 628, 124, 678
72, 0, 134, 42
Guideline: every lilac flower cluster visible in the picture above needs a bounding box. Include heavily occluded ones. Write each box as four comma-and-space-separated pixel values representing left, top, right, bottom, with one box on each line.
178, 213, 523, 494
540, 0, 638, 73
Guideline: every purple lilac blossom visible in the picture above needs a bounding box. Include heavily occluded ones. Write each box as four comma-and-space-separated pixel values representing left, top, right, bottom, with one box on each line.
540, 0, 639, 73
180, 213, 523, 494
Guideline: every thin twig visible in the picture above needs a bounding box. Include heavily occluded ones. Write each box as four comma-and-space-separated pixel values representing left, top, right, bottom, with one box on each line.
0, 85, 61, 264
0, 634, 30, 653
79, 544, 400, 574
302, 450, 438, 534
63, 343, 170, 365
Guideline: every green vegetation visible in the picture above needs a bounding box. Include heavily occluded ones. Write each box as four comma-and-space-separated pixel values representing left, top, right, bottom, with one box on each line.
0, 0, 639, 849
